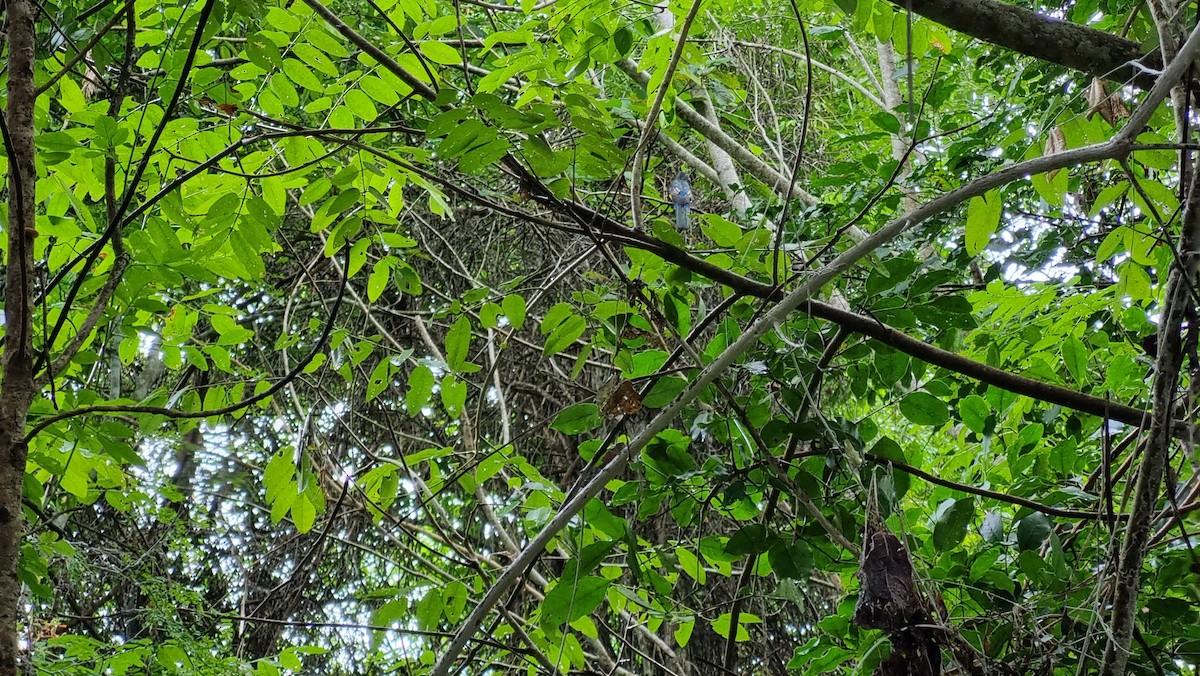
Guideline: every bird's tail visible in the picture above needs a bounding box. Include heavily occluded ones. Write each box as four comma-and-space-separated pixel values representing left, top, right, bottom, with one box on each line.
674, 203, 690, 230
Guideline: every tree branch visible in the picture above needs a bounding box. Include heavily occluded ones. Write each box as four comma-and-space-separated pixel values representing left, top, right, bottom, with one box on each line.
801, 300, 1156, 431
885, 0, 1162, 88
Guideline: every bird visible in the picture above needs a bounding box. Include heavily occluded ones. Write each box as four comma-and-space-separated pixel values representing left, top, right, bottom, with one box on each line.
668, 170, 692, 230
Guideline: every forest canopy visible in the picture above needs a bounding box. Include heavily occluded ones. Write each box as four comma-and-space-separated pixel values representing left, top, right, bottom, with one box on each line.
1, 0, 1199, 674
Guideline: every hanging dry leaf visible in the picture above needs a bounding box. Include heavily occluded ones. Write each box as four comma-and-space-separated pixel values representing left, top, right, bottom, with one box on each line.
854, 516, 942, 676
620, 325, 651, 341
1045, 126, 1067, 180
1086, 77, 1130, 126
597, 378, 642, 416
1045, 126, 1066, 156
81, 51, 103, 101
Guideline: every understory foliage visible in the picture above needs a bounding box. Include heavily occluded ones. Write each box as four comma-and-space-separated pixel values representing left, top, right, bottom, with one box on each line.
2, 0, 1200, 673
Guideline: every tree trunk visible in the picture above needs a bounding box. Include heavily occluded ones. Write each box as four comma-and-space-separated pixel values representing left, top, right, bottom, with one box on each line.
2, 0, 39, 670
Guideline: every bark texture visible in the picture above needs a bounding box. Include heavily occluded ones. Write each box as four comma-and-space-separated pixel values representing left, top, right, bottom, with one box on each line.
887, 0, 1161, 88
1, 0, 40, 670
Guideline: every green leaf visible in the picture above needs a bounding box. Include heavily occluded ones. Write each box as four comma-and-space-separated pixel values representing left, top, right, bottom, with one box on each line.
542, 576, 610, 626
502, 294, 526, 330
279, 649, 302, 670
873, 347, 909, 387
1049, 437, 1077, 474
269, 73, 299, 107
445, 316, 472, 372
292, 494, 316, 533
541, 303, 573, 333
958, 395, 989, 434
899, 391, 949, 426
767, 540, 813, 579
360, 76, 400, 106
1117, 261, 1152, 301
35, 131, 79, 153
676, 547, 707, 585
674, 619, 694, 648
371, 599, 408, 632
551, 403, 601, 435
479, 302, 502, 328
282, 58, 324, 92
1016, 513, 1052, 550
305, 28, 348, 58
406, 365, 435, 413
642, 376, 687, 408
701, 215, 743, 247
788, 639, 855, 672
264, 452, 295, 503
965, 190, 1002, 256
366, 359, 393, 402
442, 581, 469, 622
266, 6, 300, 31
930, 497, 975, 551
92, 115, 129, 150
438, 120, 488, 158
344, 89, 378, 121
613, 26, 633, 56
61, 463, 89, 500
569, 540, 618, 580
1062, 335, 1088, 383
1089, 182, 1130, 217
1032, 162, 1068, 206
459, 138, 510, 173
724, 524, 770, 556
247, 32, 283, 69
58, 76, 86, 113
544, 315, 586, 356
293, 43, 338, 77
416, 590, 442, 631
440, 374, 466, 417
870, 111, 901, 133
980, 511, 1005, 543
367, 259, 391, 302
346, 236, 371, 275
419, 40, 462, 65
712, 612, 761, 642
645, 434, 697, 478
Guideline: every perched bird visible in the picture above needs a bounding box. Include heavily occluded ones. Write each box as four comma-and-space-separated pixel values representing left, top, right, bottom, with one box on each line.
668, 170, 692, 230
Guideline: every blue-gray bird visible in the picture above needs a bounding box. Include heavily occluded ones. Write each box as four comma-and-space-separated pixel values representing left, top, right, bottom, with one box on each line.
668, 170, 692, 230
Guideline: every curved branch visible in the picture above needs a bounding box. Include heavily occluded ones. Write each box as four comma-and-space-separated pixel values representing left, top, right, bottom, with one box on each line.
864, 453, 1118, 520
36, 237, 129, 389
801, 301, 1155, 431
